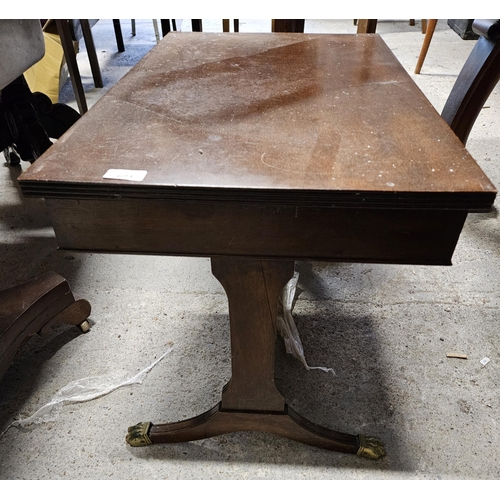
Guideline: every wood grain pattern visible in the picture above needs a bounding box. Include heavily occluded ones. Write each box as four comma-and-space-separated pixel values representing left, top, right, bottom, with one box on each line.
211, 258, 293, 411
19, 33, 496, 211
16, 32, 497, 456
45, 198, 467, 265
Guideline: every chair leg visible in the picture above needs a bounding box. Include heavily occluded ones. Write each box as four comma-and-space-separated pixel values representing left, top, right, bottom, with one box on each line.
80, 19, 103, 88
272, 20, 305, 33
54, 19, 87, 114
356, 19, 377, 33
223, 20, 239, 33
153, 20, 160, 42
112, 19, 125, 52
191, 20, 203, 32
160, 19, 171, 37
131, 19, 136, 36
415, 19, 438, 74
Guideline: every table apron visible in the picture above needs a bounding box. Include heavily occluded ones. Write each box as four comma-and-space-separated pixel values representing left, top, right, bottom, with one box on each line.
45, 198, 467, 265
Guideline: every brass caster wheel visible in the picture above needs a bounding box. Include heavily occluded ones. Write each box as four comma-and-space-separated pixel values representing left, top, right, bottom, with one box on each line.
78, 320, 91, 333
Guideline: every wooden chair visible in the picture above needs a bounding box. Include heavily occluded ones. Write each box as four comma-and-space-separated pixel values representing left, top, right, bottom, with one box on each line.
180, 19, 304, 33
54, 20, 98, 114
160, 19, 200, 35
1, 23, 92, 383
441, 19, 500, 145
356, 19, 428, 34
0, 273, 91, 382
358, 19, 500, 145
223, 20, 239, 32
131, 20, 161, 42
55, 19, 126, 114
415, 19, 485, 75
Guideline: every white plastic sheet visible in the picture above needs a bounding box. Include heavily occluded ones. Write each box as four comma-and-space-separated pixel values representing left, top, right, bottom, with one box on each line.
277, 272, 335, 375
2, 274, 333, 438
2, 347, 173, 435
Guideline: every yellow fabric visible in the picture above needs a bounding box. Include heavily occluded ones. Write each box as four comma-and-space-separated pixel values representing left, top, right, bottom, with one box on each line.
24, 29, 77, 104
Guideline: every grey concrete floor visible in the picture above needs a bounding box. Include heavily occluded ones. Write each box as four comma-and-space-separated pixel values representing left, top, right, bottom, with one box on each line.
1, 19, 499, 481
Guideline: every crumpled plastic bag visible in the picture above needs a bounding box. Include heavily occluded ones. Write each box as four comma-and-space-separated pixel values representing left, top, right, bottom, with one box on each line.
2, 347, 173, 434
277, 272, 335, 375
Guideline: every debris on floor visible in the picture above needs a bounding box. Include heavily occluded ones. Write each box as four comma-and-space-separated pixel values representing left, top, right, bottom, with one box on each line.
1, 347, 173, 434
480, 357, 491, 367
446, 352, 468, 359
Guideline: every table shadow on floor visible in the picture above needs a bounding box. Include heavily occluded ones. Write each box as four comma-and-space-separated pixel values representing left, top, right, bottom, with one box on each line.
125, 304, 414, 472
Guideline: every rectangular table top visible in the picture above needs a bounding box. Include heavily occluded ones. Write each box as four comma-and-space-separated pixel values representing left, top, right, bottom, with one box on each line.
20, 32, 496, 211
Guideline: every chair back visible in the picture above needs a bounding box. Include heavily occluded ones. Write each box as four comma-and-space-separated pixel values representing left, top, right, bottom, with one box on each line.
441, 19, 500, 144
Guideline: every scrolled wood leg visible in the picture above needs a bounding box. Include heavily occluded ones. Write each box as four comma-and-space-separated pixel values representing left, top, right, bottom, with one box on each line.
127, 403, 385, 459
0, 272, 92, 382
39, 296, 91, 335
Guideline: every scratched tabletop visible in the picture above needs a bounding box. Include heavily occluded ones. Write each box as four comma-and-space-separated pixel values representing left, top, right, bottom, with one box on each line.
20, 32, 496, 211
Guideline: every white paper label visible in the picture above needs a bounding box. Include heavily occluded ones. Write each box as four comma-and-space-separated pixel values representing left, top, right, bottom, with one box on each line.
103, 169, 148, 181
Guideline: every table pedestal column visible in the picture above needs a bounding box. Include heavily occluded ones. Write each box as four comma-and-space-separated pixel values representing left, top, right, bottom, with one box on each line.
126, 258, 385, 459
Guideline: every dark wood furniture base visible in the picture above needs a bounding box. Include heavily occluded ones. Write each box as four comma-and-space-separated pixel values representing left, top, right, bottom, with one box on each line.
0, 272, 91, 382
125, 258, 385, 459
126, 404, 384, 460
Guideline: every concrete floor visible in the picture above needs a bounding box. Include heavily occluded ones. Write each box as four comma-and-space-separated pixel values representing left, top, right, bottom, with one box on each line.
1, 19, 499, 480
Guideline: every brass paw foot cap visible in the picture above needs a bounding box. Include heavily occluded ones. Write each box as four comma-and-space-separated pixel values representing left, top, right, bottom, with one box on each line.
126, 422, 153, 447
356, 434, 386, 460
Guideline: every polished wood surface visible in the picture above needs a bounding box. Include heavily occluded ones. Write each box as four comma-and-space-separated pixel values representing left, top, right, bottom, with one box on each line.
18, 33, 496, 457
20, 33, 495, 210
20, 33, 496, 266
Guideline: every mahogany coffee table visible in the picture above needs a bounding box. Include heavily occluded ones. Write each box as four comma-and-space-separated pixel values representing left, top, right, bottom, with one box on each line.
19, 32, 496, 459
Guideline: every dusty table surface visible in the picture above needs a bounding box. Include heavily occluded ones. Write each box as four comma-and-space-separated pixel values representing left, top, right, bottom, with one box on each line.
19, 32, 496, 211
